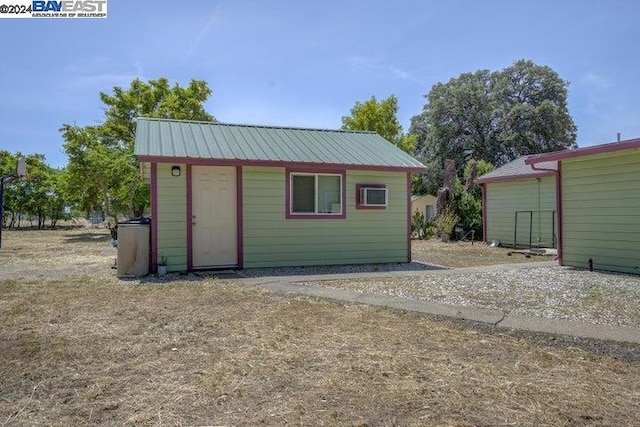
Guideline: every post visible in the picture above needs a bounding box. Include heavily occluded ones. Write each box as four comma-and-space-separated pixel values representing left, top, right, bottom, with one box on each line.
529, 210, 533, 249
0, 176, 5, 248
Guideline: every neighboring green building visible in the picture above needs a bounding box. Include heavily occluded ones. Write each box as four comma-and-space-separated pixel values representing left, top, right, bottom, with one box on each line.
527, 137, 640, 274
476, 156, 558, 249
135, 118, 425, 272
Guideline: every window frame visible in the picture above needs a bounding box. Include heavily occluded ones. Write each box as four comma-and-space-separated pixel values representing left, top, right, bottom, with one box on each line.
355, 183, 388, 210
286, 169, 346, 219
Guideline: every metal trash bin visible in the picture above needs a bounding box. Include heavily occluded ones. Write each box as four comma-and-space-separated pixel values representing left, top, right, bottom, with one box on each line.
117, 218, 150, 277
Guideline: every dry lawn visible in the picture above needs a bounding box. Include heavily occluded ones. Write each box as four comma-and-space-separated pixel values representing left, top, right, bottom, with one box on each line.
412, 239, 553, 268
1, 229, 639, 426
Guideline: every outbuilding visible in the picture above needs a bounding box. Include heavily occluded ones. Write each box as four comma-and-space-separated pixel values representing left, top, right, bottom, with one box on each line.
526, 137, 640, 274
476, 155, 558, 248
134, 118, 425, 272
410, 194, 437, 222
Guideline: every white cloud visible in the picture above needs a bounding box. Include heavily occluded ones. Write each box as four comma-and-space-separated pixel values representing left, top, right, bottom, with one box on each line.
344, 55, 425, 85
581, 72, 610, 90
62, 73, 142, 91
181, 7, 222, 64
344, 55, 381, 69
61, 60, 144, 91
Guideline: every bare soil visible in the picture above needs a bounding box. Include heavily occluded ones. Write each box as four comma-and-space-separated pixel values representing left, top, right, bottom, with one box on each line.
1, 229, 639, 426
412, 238, 553, 267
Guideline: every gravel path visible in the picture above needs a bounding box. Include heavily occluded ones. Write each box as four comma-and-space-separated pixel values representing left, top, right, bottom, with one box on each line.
288, 265, 640, 328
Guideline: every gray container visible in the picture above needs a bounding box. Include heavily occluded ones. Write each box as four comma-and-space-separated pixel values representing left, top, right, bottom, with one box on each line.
117, 221, 150, 277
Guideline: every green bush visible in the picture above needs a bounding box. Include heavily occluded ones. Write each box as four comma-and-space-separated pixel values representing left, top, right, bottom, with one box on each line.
435, 208, 460, 235
412, 209, 437, 239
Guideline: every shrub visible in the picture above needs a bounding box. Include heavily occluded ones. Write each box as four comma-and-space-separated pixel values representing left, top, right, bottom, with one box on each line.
412, 209, 437, 240
435, 208, 460, 235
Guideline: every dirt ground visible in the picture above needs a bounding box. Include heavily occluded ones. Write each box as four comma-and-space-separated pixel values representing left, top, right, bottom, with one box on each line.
1, 228, 639, 426
411, 238, 553, 267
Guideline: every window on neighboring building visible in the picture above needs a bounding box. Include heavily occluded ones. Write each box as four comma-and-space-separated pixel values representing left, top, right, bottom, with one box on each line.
289, 172, 343, 216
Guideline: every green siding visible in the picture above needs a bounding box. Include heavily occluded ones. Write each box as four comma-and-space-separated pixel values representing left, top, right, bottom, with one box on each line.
562, 150, 640, 273
156, 164, 187, 271
485, 177, 556, 247
242, 167, 408, 268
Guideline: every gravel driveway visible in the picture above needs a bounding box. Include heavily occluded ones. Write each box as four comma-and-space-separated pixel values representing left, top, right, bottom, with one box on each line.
3, 229, 638, 330
296, 264, 640, 328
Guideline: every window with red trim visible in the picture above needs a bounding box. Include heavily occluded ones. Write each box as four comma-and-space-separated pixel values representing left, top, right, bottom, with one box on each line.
287, 171, 345, 218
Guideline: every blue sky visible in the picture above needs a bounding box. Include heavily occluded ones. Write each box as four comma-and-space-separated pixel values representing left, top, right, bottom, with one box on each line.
2, 0, 639, 167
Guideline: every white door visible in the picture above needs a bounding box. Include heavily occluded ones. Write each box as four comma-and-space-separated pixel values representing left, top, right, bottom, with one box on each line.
192, 166, 237, 268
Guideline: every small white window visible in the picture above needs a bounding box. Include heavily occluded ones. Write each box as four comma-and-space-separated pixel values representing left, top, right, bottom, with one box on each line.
360, 187, 388, 206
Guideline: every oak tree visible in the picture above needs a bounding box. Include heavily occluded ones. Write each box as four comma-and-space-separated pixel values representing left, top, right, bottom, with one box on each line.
410, 60, 577, 194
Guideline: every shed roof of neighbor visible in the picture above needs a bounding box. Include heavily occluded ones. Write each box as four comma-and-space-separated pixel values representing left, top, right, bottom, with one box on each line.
134, 117, 426, 171
475, 155, 557, 184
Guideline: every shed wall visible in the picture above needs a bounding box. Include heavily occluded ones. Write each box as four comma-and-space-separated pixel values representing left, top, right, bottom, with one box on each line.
561, 150, 640, 273
156, 163, 188, 271
242, 167, 408, 268
485, 177, 556, 247
411, 195, 437, 221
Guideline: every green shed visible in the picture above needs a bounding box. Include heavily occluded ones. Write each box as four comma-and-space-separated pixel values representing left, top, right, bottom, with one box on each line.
527, 137, 640, 274
134, 118, 425, 272
476, 156, 558, 248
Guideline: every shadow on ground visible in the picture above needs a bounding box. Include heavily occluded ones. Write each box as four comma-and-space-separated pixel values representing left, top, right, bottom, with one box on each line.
118, 261, 447, 285
240, 261, 446, 278
65, 233, 113, 244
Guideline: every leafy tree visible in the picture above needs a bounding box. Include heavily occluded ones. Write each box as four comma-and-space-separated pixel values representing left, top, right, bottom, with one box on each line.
0, 152, 67, 229
410, 60, 577, 190
411, 157, 443, 196
62, 78, 215, 220
452, 160, 494, 239
342, 95, 417, 153
462, 159, 494, 199
100, 77, 214, 146
491, 60, 578, 161
44, 168, 70, 227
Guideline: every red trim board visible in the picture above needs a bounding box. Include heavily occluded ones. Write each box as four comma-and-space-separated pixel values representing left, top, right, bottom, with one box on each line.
406, 173, 412, 263
525, 137, 640, 164
138, 155, 425, 174
150, 163, 158, 273
236, 166, 243, 269
481, 184, 487, 242
186, 164, 193, 271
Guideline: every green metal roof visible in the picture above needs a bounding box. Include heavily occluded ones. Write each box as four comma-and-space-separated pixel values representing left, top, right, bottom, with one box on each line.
134, 118, 425, 171
475, 155, 557, 184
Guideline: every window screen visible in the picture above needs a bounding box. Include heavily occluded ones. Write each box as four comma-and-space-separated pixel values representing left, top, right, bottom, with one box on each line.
290, 173, 342, 215
291, 175, 315, 213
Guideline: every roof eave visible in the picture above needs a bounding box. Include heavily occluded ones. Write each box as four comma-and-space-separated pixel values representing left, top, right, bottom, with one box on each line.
526, 137, 640, 164
136, 155, 426, 174
475, 171, 555, 184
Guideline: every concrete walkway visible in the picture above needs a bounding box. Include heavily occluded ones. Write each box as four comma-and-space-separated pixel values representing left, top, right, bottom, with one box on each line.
240, 262, 640, 345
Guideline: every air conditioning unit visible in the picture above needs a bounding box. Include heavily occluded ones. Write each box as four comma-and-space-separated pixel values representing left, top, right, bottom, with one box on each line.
360, 187, 388, 206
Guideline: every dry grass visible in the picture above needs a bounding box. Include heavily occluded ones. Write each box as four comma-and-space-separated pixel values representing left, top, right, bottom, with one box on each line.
412, 239, 553, 268
1, 229, 639, 426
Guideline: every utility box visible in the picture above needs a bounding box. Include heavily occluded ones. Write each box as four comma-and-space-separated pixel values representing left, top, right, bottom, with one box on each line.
117, 219, 150, 277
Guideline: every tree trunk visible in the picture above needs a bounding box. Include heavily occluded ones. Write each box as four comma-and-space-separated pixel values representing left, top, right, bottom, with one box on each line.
443, 159, 456, 191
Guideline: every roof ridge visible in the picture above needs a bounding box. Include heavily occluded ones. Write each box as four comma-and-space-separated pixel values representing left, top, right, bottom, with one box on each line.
136, 117, 378, 135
